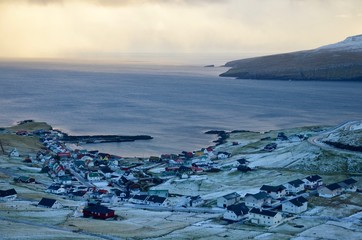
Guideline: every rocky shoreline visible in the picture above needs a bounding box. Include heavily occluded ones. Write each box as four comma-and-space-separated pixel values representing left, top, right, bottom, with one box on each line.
61, 133, 153, 144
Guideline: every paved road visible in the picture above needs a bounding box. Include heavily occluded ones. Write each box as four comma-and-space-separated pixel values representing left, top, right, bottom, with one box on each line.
308, 120, 362, 155
68, 167, 95, 188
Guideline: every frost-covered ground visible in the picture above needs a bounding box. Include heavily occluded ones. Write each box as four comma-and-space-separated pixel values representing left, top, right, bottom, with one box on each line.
0, 122, 362, 239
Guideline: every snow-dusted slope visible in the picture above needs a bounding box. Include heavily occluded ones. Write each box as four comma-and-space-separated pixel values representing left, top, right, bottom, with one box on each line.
317, 34, 362, 52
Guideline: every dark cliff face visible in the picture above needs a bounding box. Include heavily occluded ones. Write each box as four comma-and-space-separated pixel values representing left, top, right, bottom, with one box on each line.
220, 35, 362, 81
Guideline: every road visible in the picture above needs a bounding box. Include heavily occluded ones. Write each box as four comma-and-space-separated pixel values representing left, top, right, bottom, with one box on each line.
308, 120, 362, 155
68, 167, 95, 188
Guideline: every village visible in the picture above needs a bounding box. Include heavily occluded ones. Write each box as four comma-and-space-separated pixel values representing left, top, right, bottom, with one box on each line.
1, 121, 362, 239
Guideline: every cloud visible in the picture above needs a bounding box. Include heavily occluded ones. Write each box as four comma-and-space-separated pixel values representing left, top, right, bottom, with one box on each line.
3, 0, 226, 6
0, 0, 361, 61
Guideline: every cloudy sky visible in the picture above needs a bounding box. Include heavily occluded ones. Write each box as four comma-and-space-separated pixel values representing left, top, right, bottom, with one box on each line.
1, 0, 362, 63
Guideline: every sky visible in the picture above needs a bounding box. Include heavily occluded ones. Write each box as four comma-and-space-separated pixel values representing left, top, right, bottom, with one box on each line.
1, 0, 362, 63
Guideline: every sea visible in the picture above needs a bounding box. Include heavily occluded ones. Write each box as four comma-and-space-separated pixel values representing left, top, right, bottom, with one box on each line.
1, 59, 362, 157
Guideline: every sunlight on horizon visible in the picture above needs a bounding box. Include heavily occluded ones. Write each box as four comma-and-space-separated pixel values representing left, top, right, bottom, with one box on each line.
1, 0, 362, 63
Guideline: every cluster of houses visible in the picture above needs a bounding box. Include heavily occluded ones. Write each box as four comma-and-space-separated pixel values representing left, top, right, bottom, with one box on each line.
219, 174, 359, 227
6, 128, 233, 219
3, 126, 360, 225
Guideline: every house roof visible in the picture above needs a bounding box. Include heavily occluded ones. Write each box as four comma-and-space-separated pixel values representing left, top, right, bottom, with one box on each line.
190, 195, 202, 201
245, 191, 269, 200
306, 175, 322, 182
221, 192, 241, 200
237, 158, 249, 165
260, 185, 286, 192
288, 196, 308, 207
325, 183, 342, 191
227, 203, 249, 216
89, 172, 101, 178
38, 198, 57, 208
339, 178, 357, 185
249, 208, 279, 217
147, 195, 166, 204
71, 191, 87, 197
47, 185, 61, 190
84, 205, 114, 214
0, 188, 17, 197
287, 179, 305, 187
132, 194, 148, 201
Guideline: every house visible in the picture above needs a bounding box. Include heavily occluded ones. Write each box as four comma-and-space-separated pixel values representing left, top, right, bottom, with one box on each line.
0, 188, 17, 201
249, 208, 283, 226
83, 204, 115, 220
46, 184, 66, 194
186, 195, 204, 207
260, 185, 286, 199
237, 158, 249, 165
38, 197, 61, 208
338, 178, 358, 192
264, 143, 277, 152
14, 176, 35, 183
244, 192, 271, 208
282, 196, 308, 214
58, 175, 72, 185
284, 179, 305, 194
148, 189, 169, 198
99, 166, 114, 179
129, 194, 148, 204
318, 183, 343, 198
146, 195, 168, 207
303, 175, 323, 190
217, 152, 230, 160
9, 148, 20, 157
217, 192, 241, 208
223, 203, 249, 222
149, 156, 161, 163
70, 191, 88, 201
87, 172, 102, 181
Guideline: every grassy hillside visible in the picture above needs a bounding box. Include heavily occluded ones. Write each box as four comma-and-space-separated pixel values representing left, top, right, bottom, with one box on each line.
221, 47, 362, 81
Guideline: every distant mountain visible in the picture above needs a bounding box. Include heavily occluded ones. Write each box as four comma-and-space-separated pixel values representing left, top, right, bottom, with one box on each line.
220, 35, 362, 81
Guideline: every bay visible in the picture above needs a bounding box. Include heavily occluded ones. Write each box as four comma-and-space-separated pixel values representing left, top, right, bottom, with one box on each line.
1, 60, 362, 157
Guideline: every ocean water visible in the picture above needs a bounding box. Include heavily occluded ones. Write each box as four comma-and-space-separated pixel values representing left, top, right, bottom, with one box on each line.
1, 60, 362, 157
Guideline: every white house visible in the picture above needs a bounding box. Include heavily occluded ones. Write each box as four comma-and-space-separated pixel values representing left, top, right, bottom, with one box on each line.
38, 198, 62, 209
217, 152, 230, 160
87, 172, 102, 181
284, 179, 305, 194
58, 175, 72, 185
244, 192, 271, 208
318, 183, 343, 198
303, 175, 323, 190
9, 148, 20, 157
129, 194, 148, 204
282, 196, 308, 214
260, 185, 286, 199
223, 203, 249, 222
0, 189, 17, 201
186, 195, 204, 207
249, 208, 283, 226
217, 192, 241, 208
145, 195, 168, 207
338, 178, 358, 192
46, 185, 66, 195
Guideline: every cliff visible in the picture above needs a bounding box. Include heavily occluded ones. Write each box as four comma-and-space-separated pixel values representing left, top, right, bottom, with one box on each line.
220, 35, 362, 81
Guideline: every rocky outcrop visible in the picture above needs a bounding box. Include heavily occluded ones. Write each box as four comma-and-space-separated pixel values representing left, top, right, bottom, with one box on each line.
61, 134, 153, 144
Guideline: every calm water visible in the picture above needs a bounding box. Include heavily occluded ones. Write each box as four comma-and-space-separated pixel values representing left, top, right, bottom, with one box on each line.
1, 60, 362, 157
